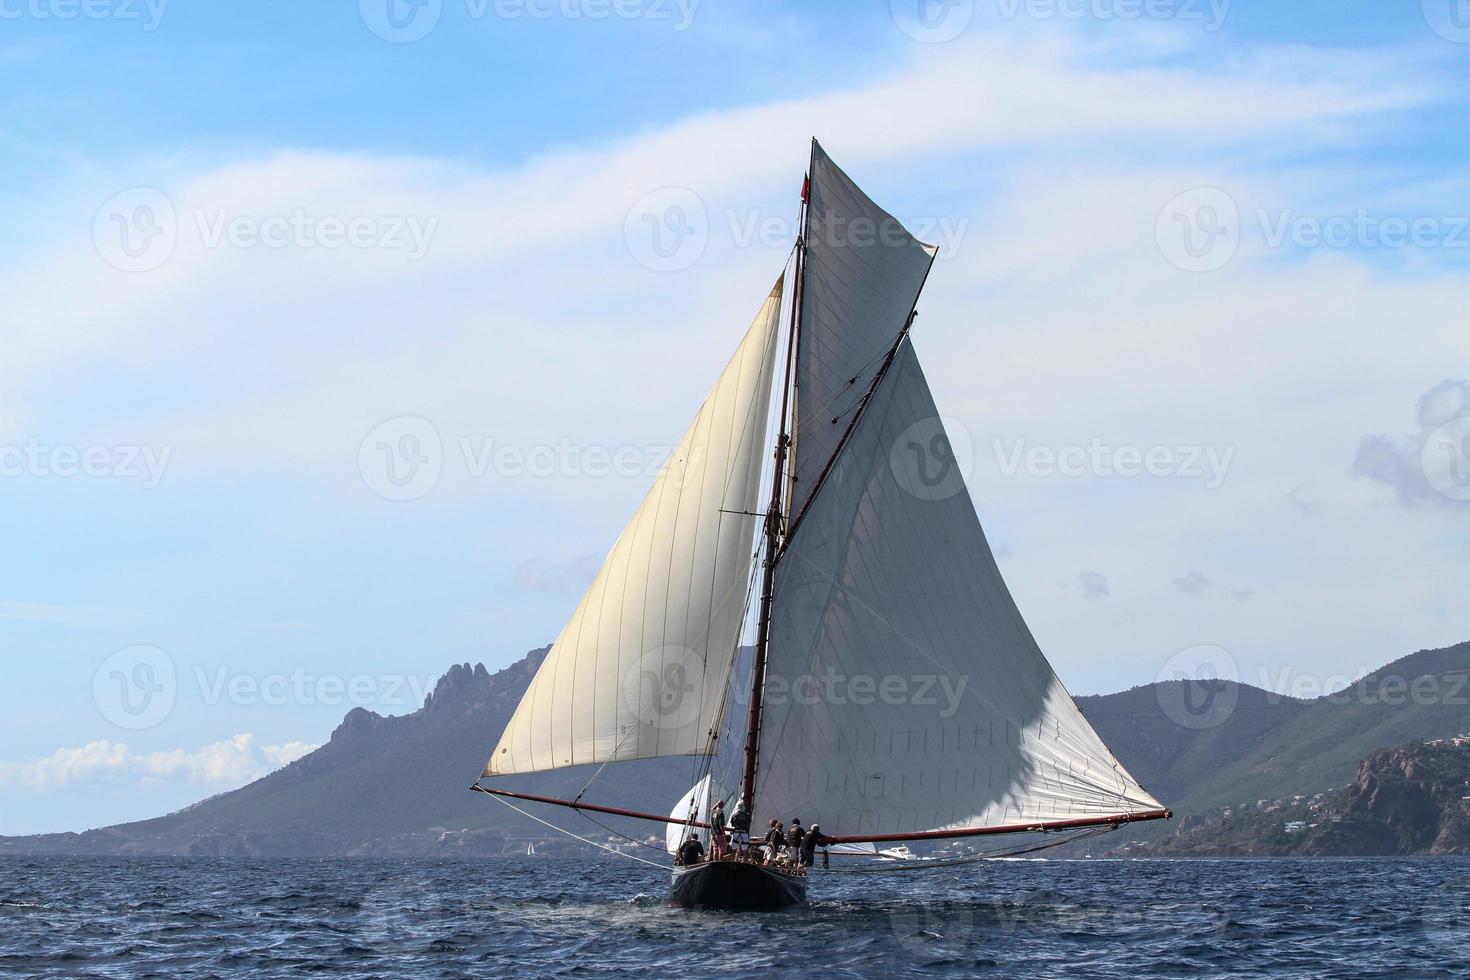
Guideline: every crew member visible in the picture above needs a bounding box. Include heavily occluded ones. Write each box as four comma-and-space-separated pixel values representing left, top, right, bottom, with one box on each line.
787, 818, 805, 863
798, 823, 830, 868
764, 819, 786, 865
729, 798, 752, 858
676, 834, 705, 867
710, 800, 727, 839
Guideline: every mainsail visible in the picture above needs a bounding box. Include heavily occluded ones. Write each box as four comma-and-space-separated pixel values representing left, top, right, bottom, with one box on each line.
483, 278, 785, 776
755, 344, 1163, 837
747, 145, 1161, 838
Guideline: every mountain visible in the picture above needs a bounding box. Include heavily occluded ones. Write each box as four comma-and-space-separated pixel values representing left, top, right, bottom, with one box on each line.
3, 639, 1469, 857
0, 647, 697, 857
1096, 640, 1470, 828
1128, 739, 1470, 856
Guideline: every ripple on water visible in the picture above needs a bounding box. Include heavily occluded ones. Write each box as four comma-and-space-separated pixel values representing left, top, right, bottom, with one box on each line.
0, 856, 1467, 978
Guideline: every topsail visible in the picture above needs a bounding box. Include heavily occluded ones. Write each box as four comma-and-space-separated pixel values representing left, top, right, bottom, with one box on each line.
789, 144, 937, 511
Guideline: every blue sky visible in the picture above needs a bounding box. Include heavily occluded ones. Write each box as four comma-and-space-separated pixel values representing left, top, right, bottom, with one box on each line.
1, 1, 1468, 834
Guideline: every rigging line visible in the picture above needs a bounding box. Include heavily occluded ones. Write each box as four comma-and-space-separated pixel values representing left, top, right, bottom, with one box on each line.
741, 190, 807, 809
819, 827, 1116, 874
696, 536, 764, 766
687, 277, 789, 749
487, 793, 671, 872
789, 341, 901, 435
577, 807, 678, 855
784, 244, 938, 546
572, 724, 641, 805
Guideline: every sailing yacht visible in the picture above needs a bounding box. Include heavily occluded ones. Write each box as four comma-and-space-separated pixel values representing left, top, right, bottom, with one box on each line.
473, 140, 1169, 910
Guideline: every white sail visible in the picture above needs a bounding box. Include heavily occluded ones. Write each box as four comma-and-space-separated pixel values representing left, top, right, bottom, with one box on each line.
484, 279, 785, 776
790, 142, 936, 513
665, 774, 713, 854
754, 342, 1163, 838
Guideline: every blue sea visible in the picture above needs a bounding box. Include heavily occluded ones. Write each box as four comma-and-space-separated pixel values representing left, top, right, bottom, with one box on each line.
2, 856, 1467, 977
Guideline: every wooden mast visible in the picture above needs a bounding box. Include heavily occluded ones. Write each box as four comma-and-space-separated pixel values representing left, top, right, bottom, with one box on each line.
740, 144, 812, 811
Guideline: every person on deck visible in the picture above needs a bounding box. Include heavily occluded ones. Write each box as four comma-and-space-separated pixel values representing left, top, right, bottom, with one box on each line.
798, 823, 830, 868
764, 819, 786, 865
729, 798, 751, 858
676, 835, 704, 867
787, 818, 805, 863
710, 800, 727, 839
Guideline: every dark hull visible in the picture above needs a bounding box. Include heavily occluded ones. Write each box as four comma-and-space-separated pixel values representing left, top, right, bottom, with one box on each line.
668, 861, 808, 911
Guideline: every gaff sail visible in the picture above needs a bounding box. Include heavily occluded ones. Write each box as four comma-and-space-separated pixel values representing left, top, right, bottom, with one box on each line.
750, 145, 1161, 839
755, 344, 1164, 838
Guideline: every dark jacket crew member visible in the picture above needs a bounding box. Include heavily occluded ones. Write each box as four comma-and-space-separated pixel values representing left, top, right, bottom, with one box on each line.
764, 820, 786, 862
677, 836, 705, 866
798, 824, 830, 867
788, 819, 806, 854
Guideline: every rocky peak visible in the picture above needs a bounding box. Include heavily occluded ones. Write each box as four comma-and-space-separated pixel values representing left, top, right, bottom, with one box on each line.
332, 706, 387, 741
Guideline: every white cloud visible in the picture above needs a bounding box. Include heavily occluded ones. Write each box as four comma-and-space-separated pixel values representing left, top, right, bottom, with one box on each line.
0, 22, 1464, 700
0, 734, 317, 792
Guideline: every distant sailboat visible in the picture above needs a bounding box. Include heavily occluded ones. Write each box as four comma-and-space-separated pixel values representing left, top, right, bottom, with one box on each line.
526, 841, 537, 857
473, 140, 1169, 909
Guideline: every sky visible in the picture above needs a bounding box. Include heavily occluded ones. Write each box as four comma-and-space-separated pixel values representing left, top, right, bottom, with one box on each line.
1, 0, 1467, 835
